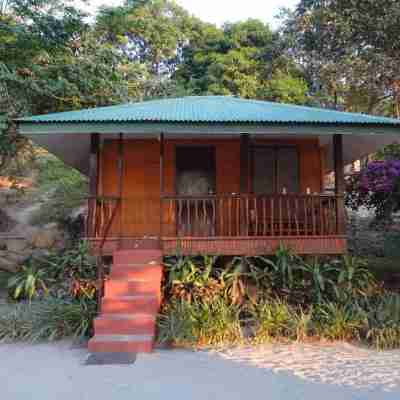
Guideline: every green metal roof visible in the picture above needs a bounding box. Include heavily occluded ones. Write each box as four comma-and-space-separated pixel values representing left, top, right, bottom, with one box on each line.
16, 96, 400, 126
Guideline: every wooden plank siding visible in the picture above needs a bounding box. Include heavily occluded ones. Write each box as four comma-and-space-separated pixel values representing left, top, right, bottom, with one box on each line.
100, 137, 324, 239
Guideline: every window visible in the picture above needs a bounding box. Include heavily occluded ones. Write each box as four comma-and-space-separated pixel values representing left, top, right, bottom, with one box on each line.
252, 146, 299, 194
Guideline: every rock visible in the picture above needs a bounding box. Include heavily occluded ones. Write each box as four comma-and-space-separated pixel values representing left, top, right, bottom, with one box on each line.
0, 256, 18, 273
27, 223, 65, 250
29, 231, 57, 249
6, 238, 29, 253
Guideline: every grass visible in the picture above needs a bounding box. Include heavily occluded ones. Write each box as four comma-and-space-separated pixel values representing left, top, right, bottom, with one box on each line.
0, 297, 96, 342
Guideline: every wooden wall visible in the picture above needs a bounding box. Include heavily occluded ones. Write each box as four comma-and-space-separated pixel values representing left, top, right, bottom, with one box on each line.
100, 137, 322, 237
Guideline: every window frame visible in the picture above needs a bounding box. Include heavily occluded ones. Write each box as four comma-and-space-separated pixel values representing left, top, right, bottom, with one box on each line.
251, 145, 300, 194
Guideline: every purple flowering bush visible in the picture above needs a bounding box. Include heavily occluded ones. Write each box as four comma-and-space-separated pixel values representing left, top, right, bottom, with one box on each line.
346, 160, 400, 222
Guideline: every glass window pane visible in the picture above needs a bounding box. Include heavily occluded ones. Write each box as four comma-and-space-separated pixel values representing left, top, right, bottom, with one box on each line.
253, 147, 275, 194
277, 147, 299, 193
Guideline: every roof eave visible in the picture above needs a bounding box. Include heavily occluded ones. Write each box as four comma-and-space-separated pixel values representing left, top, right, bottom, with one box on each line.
16, 121, 400, 136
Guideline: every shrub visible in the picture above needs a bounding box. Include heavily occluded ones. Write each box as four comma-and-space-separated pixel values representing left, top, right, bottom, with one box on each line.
313, 302, 366, 342
250, 300, 297, 343
157, 299, 243, 347
364, 292, 400, 350
7, 261, 52, 301
0, 297, 96, 342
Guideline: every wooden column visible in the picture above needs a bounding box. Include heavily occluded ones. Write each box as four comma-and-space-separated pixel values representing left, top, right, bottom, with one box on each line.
88, 133, 99, 239
333, 134, 346, 234
117, 133, 124, 243
89, 133, 100, 197
240, 133, 250, 193
159, 133, 164, 238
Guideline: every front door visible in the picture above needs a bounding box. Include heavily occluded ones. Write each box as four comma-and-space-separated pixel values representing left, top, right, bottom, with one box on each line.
176, 146, 216, 236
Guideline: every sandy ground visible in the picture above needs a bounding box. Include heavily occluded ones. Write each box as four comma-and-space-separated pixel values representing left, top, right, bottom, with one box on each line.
1, 342, 400, 399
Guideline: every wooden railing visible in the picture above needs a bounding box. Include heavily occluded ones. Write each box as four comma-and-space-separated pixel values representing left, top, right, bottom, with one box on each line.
161, 194, 344, 238
86, 196, 121, 244
86, 196, 121, 306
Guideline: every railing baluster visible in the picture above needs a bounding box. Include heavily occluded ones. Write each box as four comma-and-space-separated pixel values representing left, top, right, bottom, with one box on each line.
279, 196, 283, 236
236, 197, 239, 236
319, 197, 324, 235
287, 197, 291, 236
263, 197, 267, 236
312, 196, 316, 236
254, 197, 258, 236
220, 197, 224, 236
270, 197, 274, 236
228, 197, 232, 237
295, 198, 300, 236
304, 197, 308, 236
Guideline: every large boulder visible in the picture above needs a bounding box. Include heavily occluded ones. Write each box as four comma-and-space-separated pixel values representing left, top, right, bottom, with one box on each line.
28, 224, 64, 249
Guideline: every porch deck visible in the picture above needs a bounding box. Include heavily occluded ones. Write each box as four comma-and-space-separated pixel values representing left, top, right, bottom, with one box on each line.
86, 193, 347, 256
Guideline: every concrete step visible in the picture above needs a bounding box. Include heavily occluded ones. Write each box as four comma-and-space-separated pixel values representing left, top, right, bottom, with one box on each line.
94, 314, 156, 335
104, 279, 160, 297
113, 250, 163, 265
88, 334, 154, 353
101, 295, 159, 314
110, 264, 163, 281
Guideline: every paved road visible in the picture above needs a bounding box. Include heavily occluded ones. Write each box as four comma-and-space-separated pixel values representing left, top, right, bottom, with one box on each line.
0, 342, 398, 400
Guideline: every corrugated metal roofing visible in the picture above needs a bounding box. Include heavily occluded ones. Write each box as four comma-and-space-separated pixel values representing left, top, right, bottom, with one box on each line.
16, 96, 400, 126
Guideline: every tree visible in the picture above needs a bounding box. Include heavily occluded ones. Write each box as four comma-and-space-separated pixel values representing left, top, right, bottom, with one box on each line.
96, 0, 198, 76
284, 0, 400, 115
176, 19, 308, 103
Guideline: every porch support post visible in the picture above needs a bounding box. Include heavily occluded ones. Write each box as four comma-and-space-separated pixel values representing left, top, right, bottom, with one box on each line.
240, 133, 250, 193
333, 134, 346, 234
159, 133, 164, 238
117, 133, 124, 243
89, 133, 100, 198
88, 133, 99, 238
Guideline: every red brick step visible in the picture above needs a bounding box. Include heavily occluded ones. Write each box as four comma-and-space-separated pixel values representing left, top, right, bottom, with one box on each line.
101, 295, 159, 314
88, 335, 154, 353
94, 314, 156, 335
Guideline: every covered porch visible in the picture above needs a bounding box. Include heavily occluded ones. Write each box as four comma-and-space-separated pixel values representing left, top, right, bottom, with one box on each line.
16, 96, 400, 256
86, 132, 346, 256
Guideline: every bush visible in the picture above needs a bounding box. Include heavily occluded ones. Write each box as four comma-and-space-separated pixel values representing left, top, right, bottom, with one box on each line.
158, 248, 400, 350
157, 299, 243, 347
250, 300, 297, 343
0, 297, 96, 342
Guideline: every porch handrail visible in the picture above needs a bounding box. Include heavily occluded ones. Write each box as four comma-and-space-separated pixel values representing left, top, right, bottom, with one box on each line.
161, 193, 344, 238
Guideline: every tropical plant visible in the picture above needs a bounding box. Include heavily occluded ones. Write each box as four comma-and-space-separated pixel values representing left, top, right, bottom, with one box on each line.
7, 262, 52, 300
336, 256, 376, 300
364, 292, 400, 349
251, 300, 296, 343
299, 257, 339, 303
157, 299, 243, 347
314, 302, 366, 342
259, 244, 302, 290
0, 297, 96, 342
163, 255, 221, 303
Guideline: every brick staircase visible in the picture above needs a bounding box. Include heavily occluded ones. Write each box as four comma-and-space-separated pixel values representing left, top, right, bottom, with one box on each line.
88, 249, 163, 354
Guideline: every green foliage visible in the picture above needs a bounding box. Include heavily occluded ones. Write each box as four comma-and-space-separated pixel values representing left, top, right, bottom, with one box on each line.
158, 247, 399, 349
7, 262, 51, 300
299, 258, 339, 303
286, 0, 400, 115
0, 297, 96, 342
30, 155, 87, 227
176, 18, 308, 102
157, 299, 243, 347
251, 300, 296, 343
314, 302, 365, 341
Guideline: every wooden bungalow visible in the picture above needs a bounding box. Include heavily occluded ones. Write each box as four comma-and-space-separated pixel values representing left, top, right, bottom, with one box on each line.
16, 96, 400, 354
17, 96, 400, 257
